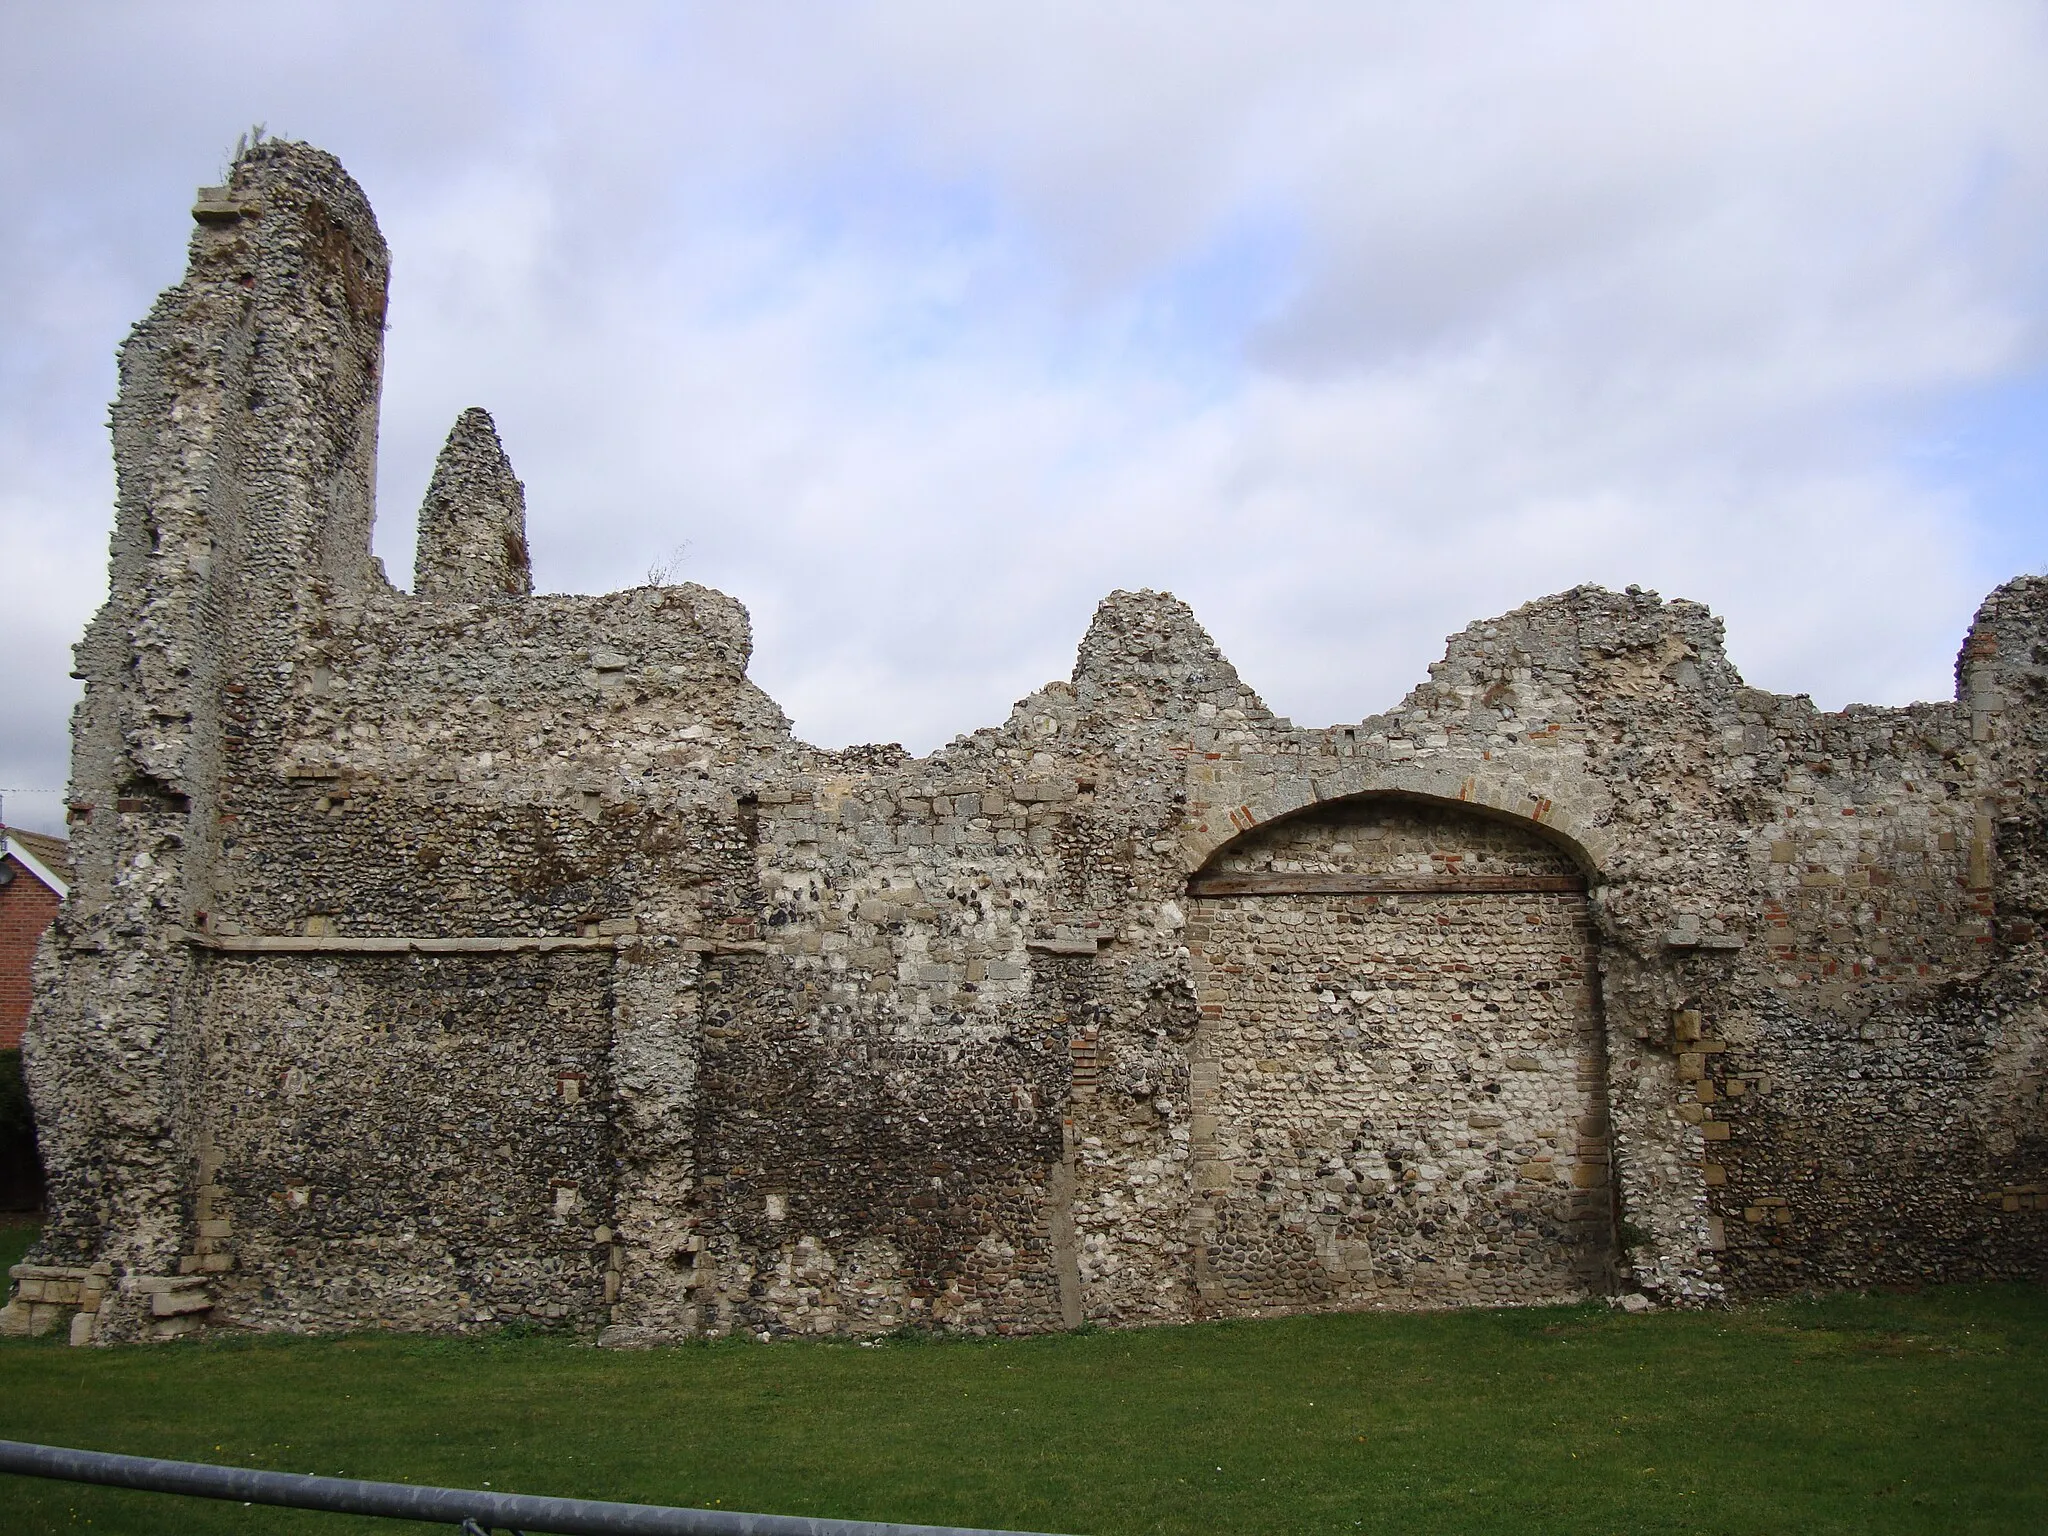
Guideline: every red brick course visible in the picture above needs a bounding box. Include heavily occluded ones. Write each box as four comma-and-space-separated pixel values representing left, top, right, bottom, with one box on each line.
1, 854, 63, 1051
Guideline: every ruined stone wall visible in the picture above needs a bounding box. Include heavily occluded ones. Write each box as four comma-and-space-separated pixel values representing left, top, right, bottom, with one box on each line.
1176, 582, 2048, 1304
5, 140, 2041, 1346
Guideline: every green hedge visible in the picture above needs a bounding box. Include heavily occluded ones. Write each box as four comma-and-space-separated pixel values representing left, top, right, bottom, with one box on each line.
0, 1048, 44, 1211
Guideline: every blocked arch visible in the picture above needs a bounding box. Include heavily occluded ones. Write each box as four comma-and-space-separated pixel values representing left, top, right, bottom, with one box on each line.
1182, 763, 1610, 880
1178, 769, 1621, 1310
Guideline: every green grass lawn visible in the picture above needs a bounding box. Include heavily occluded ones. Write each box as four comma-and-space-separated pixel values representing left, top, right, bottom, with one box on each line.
0, 1238, 2040, 1536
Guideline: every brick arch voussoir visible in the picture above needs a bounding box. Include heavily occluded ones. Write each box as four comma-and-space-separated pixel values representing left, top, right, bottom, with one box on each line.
1182, 761, 1611, 880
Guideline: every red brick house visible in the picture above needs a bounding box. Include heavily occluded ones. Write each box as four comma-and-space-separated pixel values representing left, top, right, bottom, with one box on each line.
2, 826, 65, 1209
1, 827, 69, 1052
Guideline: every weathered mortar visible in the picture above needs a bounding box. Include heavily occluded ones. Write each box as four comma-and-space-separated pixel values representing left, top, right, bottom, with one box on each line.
6, 140, 2042, 1345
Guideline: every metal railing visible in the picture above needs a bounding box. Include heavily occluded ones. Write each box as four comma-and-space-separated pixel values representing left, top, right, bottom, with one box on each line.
0, 1440, 1073, 1536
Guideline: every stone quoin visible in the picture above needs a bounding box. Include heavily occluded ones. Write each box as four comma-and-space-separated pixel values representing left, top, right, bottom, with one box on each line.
6, 140, 2044, 1346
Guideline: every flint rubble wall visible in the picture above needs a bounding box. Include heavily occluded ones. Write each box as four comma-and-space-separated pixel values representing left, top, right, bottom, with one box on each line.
6, 141, 2042, 1345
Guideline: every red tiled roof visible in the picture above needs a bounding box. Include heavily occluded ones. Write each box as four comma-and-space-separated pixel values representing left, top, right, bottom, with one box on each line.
2, 826, 71, 888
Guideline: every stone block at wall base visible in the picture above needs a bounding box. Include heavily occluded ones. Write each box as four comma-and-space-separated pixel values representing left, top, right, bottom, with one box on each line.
152, 1288, 214, 1317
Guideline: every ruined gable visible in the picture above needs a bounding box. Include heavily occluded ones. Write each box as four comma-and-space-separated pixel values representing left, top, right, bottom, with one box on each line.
5, 141, 2042, 1346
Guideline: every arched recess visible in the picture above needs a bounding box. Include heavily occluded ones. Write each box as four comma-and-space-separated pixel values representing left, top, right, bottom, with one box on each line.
1180, 761, 1614, 880
1180, 789, 1616, 1316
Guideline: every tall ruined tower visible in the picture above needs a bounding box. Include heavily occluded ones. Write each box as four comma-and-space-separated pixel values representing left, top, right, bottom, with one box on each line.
30, 140, 392, 1293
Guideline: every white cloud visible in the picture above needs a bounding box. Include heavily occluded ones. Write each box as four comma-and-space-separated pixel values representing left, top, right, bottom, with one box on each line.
2, 0, 2045, 831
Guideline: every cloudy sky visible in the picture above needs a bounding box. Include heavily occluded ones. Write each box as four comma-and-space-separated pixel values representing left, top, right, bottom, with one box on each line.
3, 2, 2045, 835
